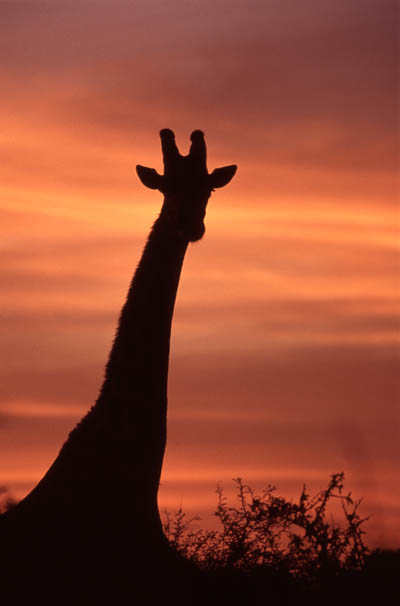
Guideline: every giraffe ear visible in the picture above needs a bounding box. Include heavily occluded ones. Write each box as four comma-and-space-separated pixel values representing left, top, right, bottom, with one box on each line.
209, 165, 237, 189
136, 165, 163, 190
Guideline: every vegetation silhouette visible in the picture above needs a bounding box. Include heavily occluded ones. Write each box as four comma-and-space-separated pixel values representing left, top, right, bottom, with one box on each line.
0, 130, 236, 604
162, 473, 400, 604
163, 473, 369, 575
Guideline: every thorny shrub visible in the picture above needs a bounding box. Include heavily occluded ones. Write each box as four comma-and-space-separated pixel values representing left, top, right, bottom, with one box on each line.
163, 473, 369, 581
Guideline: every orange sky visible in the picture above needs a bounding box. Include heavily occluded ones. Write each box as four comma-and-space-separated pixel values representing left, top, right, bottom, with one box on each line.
1, 1, 398, 547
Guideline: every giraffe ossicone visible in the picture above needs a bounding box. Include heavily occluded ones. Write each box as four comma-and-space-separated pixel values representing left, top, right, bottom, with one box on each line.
137, 129, 237, 242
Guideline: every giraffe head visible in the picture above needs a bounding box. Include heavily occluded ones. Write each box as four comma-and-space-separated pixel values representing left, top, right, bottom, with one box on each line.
136, 129, 237, 242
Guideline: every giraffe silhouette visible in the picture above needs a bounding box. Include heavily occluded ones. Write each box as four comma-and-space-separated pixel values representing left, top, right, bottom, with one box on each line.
0, 129, 236, 603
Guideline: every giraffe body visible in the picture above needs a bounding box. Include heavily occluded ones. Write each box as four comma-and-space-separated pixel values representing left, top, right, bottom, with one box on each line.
0, 130, 236, 603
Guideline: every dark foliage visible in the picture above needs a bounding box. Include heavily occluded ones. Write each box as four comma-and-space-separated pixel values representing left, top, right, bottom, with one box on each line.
163, 473, 400, 604
163, 473, 368, 576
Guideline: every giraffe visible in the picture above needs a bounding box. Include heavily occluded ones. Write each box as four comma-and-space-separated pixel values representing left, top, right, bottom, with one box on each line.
0, 129, 236, 603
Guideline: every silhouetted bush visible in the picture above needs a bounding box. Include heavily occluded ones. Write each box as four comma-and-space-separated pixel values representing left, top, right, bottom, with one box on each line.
163, 473, 368, 580
164, 473, 400, 603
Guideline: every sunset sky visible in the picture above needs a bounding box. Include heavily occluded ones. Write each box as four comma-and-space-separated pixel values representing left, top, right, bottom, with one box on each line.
1, 0, 398, 547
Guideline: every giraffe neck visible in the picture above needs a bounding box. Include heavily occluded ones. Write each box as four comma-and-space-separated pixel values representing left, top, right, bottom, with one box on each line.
10, 200, 189, 521
100, 200, 189, 428
77, 199, 189, 495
